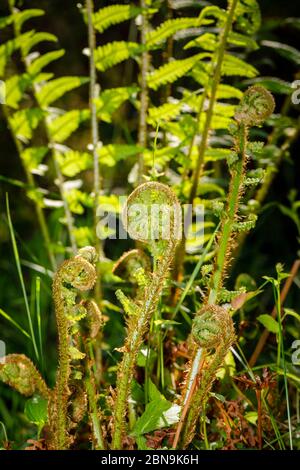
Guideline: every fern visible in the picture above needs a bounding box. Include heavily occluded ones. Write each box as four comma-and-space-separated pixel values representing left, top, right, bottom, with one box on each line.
37, 76, 89, 107
146, 18, 197, 48
94, 41, 142, 72
48, 109, 90, 143
28, 49, 65, 76
93, 4, 141, 33
147, 53, 206, 90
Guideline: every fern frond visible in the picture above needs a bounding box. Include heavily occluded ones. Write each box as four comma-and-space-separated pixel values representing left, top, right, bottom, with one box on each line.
147, 101, 182, 126
37, 76, 89, 107
147, 53, 207, 90
21, 31, 57, 56
9, 108, 45, 141
93, 4, 141, 33
146, 18, 196, 48
14, 8, 44, 31
98, 144, 143, 167
94, 41, 142, 72
95, 86, 138, 122
49, 109, 90, 143
28, 49, 65, 76
222, 53, 258, 77
56, 150, 92, 177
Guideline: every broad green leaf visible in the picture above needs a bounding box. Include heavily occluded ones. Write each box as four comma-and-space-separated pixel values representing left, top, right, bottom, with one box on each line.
24, 395, 48, 426
261, 40, 300, 66
147, 53, 207, 90
257, 314, 279, 334
94, 42, 142, 72
49, 109, 90, 142
132, 400, 180, 436
95, 86, 138, 122
9, 108, 45, 141
57, 150, 92, 177
28, 49, 65, 76
37, 76, 89, 107
98, 144, 143, 167
93, 4, 141, 33
21, 147, 48, 171
216, 84, 243, 100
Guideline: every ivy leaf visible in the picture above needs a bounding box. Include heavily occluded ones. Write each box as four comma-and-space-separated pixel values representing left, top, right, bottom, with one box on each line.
132, 399, 180, 436
257, 314, 279, 334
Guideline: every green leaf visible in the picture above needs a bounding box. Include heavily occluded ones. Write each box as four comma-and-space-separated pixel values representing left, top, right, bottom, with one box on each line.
28, 49, 65, 76
244, 411, 258, 425
244, 77, 293, 95
257, 314, 279, 334
94, 42, 142, 72
216, 84, 243, 100
146, 18, 196, 48
5, 74, 32, 109
184, 33, 217, 52
9, 108, 45, 141
147, 53, 206, 90
21, 147, 48, 171
14, 9, 44, 31
49, 109, 90, 142
147, 101, 182, 126
261, 40, 300, 66
148, 379, 165, 402
228, 31, 258, 50
204, 148, 232, 161
132, 400, 180, 436
21, 32, 57, 57
0, 31, 33, 77
95, 86, 138, 122
0, 15, 13, 29
222, 54, 258, 78
57, 150, 92, 177
24, 395, 48, 427
283, 308, 300, 322
93, 4, 141, 33
98, 144, 143, 167
37, 76, 89, 107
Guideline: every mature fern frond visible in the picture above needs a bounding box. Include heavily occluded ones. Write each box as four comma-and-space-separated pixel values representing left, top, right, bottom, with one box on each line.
48, 109, 90, 143
146, 18, 197, 48
21, 31, 58, 56
98, 144, 143, 167
28, 49, 65, 76
13, 8, 44, 31
147, 53, 207, 90
9, 108, 45, 141
37, 76, 89, 107
93, 4, 141, 33
56, 150, 92, 177
222, 53, 258, 77
147, 102, 182, 126
95, 86, 138, 122
94, 41, 142, 72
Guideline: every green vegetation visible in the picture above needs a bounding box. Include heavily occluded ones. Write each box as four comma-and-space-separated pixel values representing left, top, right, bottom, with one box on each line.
0, 0, 299, 451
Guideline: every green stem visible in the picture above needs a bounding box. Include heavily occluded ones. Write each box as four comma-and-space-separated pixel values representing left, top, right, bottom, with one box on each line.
85, 369, 105, 450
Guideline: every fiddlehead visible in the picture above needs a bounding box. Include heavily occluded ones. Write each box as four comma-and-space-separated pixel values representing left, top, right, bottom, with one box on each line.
111, 182, 181, 449
177, 86, 274, 448
50, 246, 97, 449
